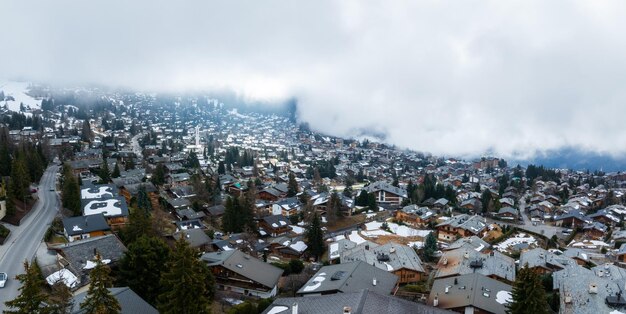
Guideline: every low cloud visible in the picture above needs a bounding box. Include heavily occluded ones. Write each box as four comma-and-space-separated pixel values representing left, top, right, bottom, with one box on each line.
2, 1, 626, 159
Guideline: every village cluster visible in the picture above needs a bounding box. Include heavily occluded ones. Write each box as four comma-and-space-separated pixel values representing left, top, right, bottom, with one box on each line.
2, 86, 626, 313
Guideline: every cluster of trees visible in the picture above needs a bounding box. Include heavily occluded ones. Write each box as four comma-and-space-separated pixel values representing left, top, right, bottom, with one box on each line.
5, 257, 117, 314
405, 175, 457, 205
355, 190, 377, 210
286, 172, 299, 197
222, 190, 257, 234
507, 266, 550, 314
224, 147, 254, 167
305, 213, 325, 261
61, 164, 81, 216
117, 203, 216, 313
525, 164, 561, 183
306, 161, 337, 179
0, 112, 44, 130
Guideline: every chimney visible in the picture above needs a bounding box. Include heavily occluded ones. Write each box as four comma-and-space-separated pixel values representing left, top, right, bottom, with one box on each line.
292, 302, 298, 314
372, 277, 377, 286
343, 306, 352, 314
390, 247, 396, 254
365, 244, 369, 250
433, 294, 439, 307
589, 283, 598, 294
464, 252, 469, 259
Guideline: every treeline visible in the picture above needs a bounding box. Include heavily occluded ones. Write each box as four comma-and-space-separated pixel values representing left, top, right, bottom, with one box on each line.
0, 127, 47, 217
224, 147, 255, 167
406, 174, 457, 205
0, 112, 45, 130
525, 164, 561, 183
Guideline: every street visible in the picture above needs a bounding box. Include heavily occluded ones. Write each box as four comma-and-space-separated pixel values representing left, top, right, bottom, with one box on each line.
0, 165, 60, 309
485, 196, 566, 239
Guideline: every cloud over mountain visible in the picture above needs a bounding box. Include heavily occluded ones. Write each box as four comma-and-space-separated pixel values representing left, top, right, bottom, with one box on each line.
2, 1, 626, 159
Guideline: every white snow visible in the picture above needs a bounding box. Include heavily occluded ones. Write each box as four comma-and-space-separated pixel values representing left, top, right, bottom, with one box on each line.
330, 243, 340, 259
361, 229, 392, 237
475, 244, 485, 251
290, 225, 304, 234
290, 241, 308, 252
72, 225, 83, 232
383, 262, 394, 271
302, 275, 326, 292
46, 269, 78, 288
348, 230, 366, 244
495, 233, 537, 252
81, 186, 114, 199
495, 291, 512, 304
366, 213, 377, 218
267, 306, 289, 314
409, 241, 424, 249
83, 259, 112, 270
84, 199, 122, 216
0, 81, 42, 117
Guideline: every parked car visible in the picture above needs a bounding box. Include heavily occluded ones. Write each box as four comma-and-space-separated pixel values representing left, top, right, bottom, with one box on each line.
0, 272, 8, 288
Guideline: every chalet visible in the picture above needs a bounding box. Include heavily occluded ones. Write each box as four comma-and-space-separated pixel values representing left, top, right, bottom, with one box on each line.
519, 248, 577, 275
312, 192, 355, 216
495, 206, 518, 220
459, 198, 482, 213
173, 228, 212, 251
296, 261, 398, 296
175, 208, 206, 221
436, 214, 487, 242
259, 215, 292, 237
554, 209, 588, 229
362, 181, 408, 208
62, 214, 111, 242
586, 209, 619, 225
201, 250, 283, 298
428, 273, 512, 314
340, 242, 426, 284
395, 205, 435, 227
268, 236, 308, 258
80, 183, 129, 229
271, 197, 301, 216
582, 221, 607, 240
435, 244, 515, 283
499, 197, 514, 207
257, 187, 282, 202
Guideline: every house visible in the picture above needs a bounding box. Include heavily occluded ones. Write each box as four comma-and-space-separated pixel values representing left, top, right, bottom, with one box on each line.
258, 215, 292, 237
459, 198, 482, 213
617, 243, 626, 263
206, 204, 225, 217
395, 205, 436, 227
554, 209, 588, 228
257, 187, 282, 202
312, 192, 355, 216
268, 236, 308, 258
518, 248, 577, 274
272, 197, 301, 216
340, 241, 426, 284
80, 183, 129, 228
70, 287, 157, 314
436, 214, 488, 242
62, 214, 111, 242
173, 228, 212, 251
51, 235, 127, 288
328, 239, 358, 263
362, 181, 408, 208
498, 198, 514, 208
175, 208, 206, 221
263, 289, 452, 314
443, 236, 490, 253
495, 207, 518, 220
428, 273, 512, 314
296, 261, 398, 296
435, 244, 515, 283
552, 263, 626, 314
201, 250, 283, 298
582, 221, 607, 240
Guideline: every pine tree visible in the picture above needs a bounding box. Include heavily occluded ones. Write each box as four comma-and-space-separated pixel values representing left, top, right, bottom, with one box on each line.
5, 179, 16, 217
287, 172, 298, 197
118, 236, 170, 306
158, 239, 214, 314
355, 190, 369, 207
423, 232, 437, 262
111, 163, 121, 178
305, 213, 325, 261
98, 159, 110, 184
121, 207, 154, 245
47, 281, 74, 314
326, 192, 342, 225
81, 120, 92, 142
5, 260, 48, 313
151, 164, 165, 186
62, 166, 81, 216
10, 154, 30, 201
507, 266, 549, 314
80, 254, 120, 314
217, 161, 225, 175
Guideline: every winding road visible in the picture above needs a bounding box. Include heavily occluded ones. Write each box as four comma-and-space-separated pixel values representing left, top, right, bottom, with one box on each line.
0, 165, 60, 309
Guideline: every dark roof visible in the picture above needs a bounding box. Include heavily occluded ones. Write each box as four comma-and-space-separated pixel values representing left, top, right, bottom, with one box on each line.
176, 208, 206, 220
264, 289, 452, 314
207, 204, 225, 216
261, 215, 291, 228
71, 287, 157, 314
63, 214, 111, 236
297, 261, 398, 295
56, 235, 127, 281
428, 273, 512, 313
173, 228, 211, 248
167, 197, 191, 208
201, 250, 283, 289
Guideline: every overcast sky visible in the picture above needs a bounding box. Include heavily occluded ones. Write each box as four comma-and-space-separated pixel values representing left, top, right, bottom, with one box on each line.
2, 1, 626, 160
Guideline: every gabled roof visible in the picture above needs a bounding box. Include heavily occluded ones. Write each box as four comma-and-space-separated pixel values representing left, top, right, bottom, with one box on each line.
71, 287, 157, 314
55, 235, 127, 277
429, 273, 512, 314
363, 181, 408, 198
436, 214, 487, 235
264, 289, 452, 314
63, 214, 110, 236
341, 241, 425, 273
173, 228, 211, 248
296, 261, 398, 295
436, 244, 515, 281
201, 250, 283, 289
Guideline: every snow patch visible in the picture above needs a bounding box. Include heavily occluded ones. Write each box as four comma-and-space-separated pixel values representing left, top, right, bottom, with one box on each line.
495, 291, 512, 304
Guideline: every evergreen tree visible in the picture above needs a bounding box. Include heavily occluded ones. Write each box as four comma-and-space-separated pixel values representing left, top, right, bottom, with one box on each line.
124, 158, 135, 171
305, 213, 325, 261
287, 172, 298, 197
121, 207, 154, 245
355, 190, 369, 207
507, 266, 549, 314
158, 239, 214, 314
62, 166, 81, 216
136, 185, 152, 212
10, 154, 30, 201
47, 281, 74, 314
367, 193, 377, 211
81, 120, 92, 142
111, 163, 121, 178
5, 260, 48, 313
80, 254, 121, 314
423, 232, 437, 262
118, 236, 170, 306
98, 159, 110, 184
5, 179, 16, 217
217, 161, 225, 175
151, 163, 166, 186
326, 192, 341, 225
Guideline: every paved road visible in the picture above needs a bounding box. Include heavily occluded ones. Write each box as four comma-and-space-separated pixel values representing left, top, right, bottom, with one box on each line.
0, 165, 60, 309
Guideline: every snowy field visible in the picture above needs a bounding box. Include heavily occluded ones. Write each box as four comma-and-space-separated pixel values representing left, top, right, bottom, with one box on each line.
0, 81, 41, 116
363, 221, 432, 238
494, 233, 537, 252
